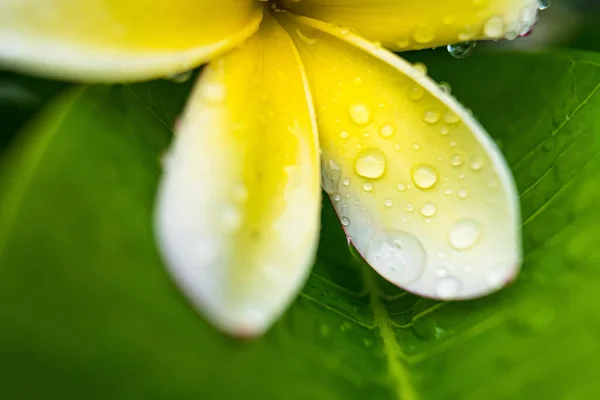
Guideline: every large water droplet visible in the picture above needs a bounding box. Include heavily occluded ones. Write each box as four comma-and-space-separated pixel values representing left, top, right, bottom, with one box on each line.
435, 277, 460, 298
355, 148, 387, 179
341, 217, 350, 227
449, 219, 482, 250
365, 230, 426, 284
349, 102, 372, 126
447, 42, 476, 59
412, 164, 438, 189
538, 0, 549, 10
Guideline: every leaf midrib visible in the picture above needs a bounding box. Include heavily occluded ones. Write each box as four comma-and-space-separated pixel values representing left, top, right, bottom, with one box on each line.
362, 266, 419, 400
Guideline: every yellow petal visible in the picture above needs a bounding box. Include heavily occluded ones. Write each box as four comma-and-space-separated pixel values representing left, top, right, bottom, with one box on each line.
280, 0, 539, 51
0, 0, 263, 82
278, 13, 521, 300
155, 13, 320, 337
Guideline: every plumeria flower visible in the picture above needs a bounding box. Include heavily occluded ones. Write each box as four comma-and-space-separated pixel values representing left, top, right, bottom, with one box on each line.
0, 0, 541, 337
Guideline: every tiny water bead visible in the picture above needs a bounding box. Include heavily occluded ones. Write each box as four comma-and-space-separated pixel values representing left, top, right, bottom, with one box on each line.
412, 62, 428, 77
423, 111, 441, 124
349, 102, 372, 126
420, 202, 437, 217
355, 148, 387, 179
412, 164, 438, 189
435, 277, 460, 298
484, 16, 505, 39
447, 42, 476, 59
449, 219, 482, 250
168, 70, 193, 83
341, 217, 350, 226
362, 182, 374, 192
379, 123, 396, 138
451, 154, 463, 167
340, 130, 349, 139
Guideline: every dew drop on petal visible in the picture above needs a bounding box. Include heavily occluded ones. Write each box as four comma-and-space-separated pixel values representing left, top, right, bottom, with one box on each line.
412, 164, 438, 189
365, 230, 426, 284
341, 217, 350, 226
420, 202, 437, 217
355, 148, 387, 179
484, 16, 505, 39
435, 277, 461, 298
449, 219, 482, 250
379, 123, 396, 138
349, 102, 372, 126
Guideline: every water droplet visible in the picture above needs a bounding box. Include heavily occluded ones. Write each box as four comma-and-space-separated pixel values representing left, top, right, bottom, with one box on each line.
384, 198, 393, 208
362, 182, 374, 192
340, 130, 349, 139
443, 111, 460, 124
394, 143, 403, 151
439, 82, 452, 94
340, 322, 353, 332
413, 25, 435, 44
397, 182, 408, 192
334, 193, 342, 201
458, 188, 468, 199
355, 148, 387, 179
343, 178, 351, 186
365, 230, 426, 284
362, 338, 374, 347
435, 266, 448, 277
447, 42, 476, 59
423, 111, 440, 124
420, 202, 437, 217
443, 188, 452, 196
443, 15, 455, 25
436, 277, 460, 298
484, 16, 505, 39
352, 76, 363, 87
222, 205, 242, 231
341, 217, 350, 227
451, 154, 463, 167
396, 37, 410, 48
406, 203, 415, 213
412, 62, 428, 77
538, 0, 549, 11
449, 219, 482, 250
349, 102, 371, 126
379, 123, 396, 138
408, 86, 425, 101
440, 125, 450, 135
321, 158, 341, 194
168, 70, 193, 83
412, 164, 438, 189
470, 156, 484, 171
413, 143, 421, 151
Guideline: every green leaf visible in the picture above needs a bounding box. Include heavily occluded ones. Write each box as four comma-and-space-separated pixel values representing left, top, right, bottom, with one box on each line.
2, 50, 600, 400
